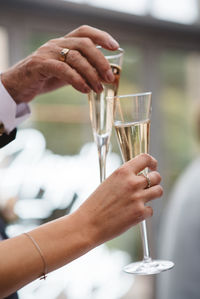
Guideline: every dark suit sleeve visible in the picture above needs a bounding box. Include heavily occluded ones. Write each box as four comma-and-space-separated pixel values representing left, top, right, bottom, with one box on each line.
0, 128, 17, 148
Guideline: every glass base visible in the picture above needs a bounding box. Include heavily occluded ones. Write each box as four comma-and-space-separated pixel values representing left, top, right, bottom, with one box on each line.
123, 259, 174, 275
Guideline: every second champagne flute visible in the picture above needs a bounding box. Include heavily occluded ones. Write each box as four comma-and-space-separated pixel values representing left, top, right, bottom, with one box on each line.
114, 92, 174, 275
88, 47, 124, 182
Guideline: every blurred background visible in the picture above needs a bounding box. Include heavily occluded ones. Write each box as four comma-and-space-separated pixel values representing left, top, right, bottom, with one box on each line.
0, 0, 200, 298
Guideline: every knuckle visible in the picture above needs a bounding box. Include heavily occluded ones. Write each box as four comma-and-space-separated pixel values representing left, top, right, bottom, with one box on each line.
125, 178, 136, 192
72, 74, 83, 85
139, 153, 158, 169
78, 25, 91, 33
90, 69, 99, 82
38, 43, 50, 52
48, 38, 58, 44
131, 177, 142, 190
73, 76, 89, 92
145, 154, 153, 164
135, 201, 145, 217
138, 174, 146, 184
36, 43, 56, 57
153, 159, 158, 169
80, 37, 93, 47
155, 185, 163, 197
146, 207, 153, 218
100, 60, 110, 72
115, 165, 129, 178
27, 55, 40, 66
155, 172, 162, 183
68, 50, 81, 63
141, 153, 149, 159
49, 60, 62, 72
47, 59, 66, 76
25, 55, 43, 74
138, 153, 150, 163
96, 51, 110, 71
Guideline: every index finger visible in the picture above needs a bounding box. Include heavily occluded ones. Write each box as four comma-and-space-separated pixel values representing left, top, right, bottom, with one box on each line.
128, 154, 158, 174
66, 25, 119, 50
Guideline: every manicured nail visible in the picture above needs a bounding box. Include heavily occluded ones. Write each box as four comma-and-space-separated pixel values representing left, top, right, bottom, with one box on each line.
109, 38, 119, 49
105, 69, 115, 82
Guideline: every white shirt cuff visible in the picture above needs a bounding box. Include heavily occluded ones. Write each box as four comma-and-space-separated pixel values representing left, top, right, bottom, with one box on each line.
0, 75, 30, 134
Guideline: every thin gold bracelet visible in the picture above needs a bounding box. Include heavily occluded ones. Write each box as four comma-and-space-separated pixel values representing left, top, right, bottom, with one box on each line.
24, 232, 47, 280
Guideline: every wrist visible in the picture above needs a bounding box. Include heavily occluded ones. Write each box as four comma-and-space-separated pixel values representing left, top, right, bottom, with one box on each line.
29, 211, 98, 273
1, 57, 37, 104
1, 70, 21, 104
74, 203, 107, 249
71, 209, 98, 250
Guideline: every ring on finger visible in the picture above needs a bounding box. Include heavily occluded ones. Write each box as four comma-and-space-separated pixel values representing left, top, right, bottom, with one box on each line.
139, 173, 151, 189
59, 48, 70, 62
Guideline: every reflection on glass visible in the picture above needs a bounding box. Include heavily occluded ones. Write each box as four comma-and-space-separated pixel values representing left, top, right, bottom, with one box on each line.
114, 93, 174, 275
88, 47, 123, 182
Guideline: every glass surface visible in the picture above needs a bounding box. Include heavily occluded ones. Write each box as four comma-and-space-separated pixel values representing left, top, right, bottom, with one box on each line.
113, 93, 174, 274
88, 47, 124, 182
25, 33, 141, 159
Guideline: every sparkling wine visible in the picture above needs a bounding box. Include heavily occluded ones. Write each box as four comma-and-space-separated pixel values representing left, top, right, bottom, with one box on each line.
88, 64, 121, 142
114, 119, 150, 162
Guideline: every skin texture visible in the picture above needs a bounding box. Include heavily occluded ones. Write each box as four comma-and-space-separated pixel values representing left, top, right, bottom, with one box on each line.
0, 26, 163, 297
0, 153, 163, 298
1, 25, 119, 104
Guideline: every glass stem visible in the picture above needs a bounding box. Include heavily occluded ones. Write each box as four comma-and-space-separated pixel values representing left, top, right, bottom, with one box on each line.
140, 220, 152, 262
97, 143, 107, 183
96, 134, 109, 183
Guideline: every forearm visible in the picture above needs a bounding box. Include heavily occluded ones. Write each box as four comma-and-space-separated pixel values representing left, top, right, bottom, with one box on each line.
0, 211, 95, 298
0, 154, 163, 298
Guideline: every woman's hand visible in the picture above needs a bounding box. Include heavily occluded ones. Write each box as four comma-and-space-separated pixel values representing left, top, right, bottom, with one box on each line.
76, 153, 163, 246
1, 25, 119, 103
0, 153, 162, 297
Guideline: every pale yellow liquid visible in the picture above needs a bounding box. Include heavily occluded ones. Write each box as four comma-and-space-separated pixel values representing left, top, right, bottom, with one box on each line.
114, 119, 150, 162
88, 64, 121, 139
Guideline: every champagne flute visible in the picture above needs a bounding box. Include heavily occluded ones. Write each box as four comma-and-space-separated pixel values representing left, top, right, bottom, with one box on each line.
88, 47, 124, 182
113, 92, 174, 275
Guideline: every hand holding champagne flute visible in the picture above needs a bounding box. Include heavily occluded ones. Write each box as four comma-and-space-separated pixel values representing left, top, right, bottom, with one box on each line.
113, 93, 174, 275
88, 47, 124, 182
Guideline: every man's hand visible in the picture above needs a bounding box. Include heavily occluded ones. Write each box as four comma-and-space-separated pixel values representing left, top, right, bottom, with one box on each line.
1, 25, 119, 104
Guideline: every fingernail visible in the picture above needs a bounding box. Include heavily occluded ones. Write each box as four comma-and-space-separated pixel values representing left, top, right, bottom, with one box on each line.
105, 69, 114, 82
83, 86, 91, 93
109, 38, 119, 49
96, 83, 103, 93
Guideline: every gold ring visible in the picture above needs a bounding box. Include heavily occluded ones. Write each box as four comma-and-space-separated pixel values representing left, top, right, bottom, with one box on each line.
60, 48, 70, 62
